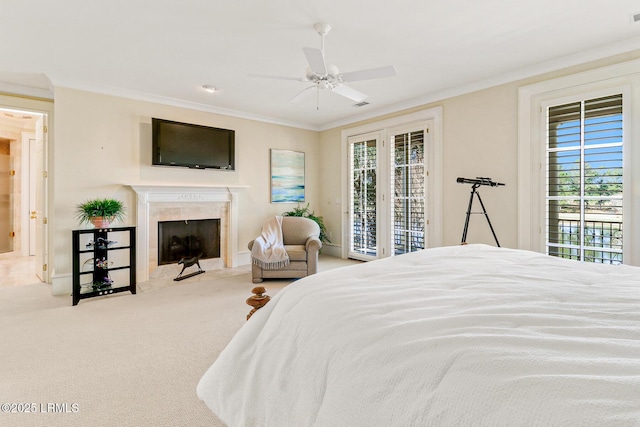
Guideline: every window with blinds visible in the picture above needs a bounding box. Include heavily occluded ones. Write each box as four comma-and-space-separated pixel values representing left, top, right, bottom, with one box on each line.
546, 94, 623, 264
391, 130, 425, 254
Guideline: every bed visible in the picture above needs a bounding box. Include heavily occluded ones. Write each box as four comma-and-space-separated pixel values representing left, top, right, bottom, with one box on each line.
197, 244, 640, 426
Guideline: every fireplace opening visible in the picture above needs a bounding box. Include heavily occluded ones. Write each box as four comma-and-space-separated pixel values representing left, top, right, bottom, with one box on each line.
158, 219, 220, 265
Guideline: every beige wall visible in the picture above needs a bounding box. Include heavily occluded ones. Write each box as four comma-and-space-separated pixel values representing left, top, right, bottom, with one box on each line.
52, 88, 319, 292
317, 85, 520, 251
440, 84, 519, 247
319, 49, 640, 252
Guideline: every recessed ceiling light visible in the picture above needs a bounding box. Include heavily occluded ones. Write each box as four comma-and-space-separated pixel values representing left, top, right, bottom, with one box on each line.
202, 85, 217, 93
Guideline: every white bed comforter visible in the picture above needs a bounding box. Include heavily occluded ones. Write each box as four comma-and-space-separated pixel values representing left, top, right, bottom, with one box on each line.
197, 244, 640, 426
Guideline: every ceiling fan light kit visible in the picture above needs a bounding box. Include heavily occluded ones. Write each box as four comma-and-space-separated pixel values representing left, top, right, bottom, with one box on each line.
254, 22, 396, 109
313, 23, 331, 36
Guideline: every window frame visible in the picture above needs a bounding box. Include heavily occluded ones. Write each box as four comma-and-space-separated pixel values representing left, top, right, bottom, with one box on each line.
518, 60, 638, 266
544, 94, 624, 263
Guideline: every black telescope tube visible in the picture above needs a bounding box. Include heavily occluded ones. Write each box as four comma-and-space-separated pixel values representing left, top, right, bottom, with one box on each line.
456, 177, 505, 187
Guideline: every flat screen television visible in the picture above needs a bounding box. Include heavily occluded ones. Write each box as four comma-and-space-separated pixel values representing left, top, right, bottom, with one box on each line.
152, 118, 235, 170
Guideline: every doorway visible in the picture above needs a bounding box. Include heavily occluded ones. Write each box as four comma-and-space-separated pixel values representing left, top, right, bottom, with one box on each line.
341, 108, 444, 260
347, 126, 428, 261
0, 106, 47, 286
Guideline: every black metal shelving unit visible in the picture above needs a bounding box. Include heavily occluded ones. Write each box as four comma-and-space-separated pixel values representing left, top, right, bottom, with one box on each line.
72, 226, 136, 305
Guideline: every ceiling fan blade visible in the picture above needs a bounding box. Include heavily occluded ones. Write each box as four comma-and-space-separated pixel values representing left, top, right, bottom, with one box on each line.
339, 65, 396, 82
248, 74, 305, 82
303, 47, 327, 75
332, 84, 368, 103
289, 85, 316, 103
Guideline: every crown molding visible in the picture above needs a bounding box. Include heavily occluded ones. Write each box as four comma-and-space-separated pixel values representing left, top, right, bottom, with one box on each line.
318, 36, 640, 131
50, 78, 321, 131
5, 35, 639, 133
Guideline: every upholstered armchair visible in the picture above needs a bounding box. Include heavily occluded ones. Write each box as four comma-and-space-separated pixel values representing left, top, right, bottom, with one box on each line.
248, 216, 322, 283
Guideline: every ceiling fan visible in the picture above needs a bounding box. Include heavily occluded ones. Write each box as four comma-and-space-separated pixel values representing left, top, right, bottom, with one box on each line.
252, 23, 396, 109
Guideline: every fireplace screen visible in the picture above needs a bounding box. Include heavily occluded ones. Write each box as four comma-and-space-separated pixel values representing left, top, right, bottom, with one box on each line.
158, 219, 220, 265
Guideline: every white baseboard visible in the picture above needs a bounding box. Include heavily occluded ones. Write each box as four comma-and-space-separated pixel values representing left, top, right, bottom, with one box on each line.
321, 244, 342, 258
51, 274, 72, 296
236, 251, 251, 267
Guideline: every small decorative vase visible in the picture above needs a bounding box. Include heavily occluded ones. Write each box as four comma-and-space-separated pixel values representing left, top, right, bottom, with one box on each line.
90, 217, 112, 228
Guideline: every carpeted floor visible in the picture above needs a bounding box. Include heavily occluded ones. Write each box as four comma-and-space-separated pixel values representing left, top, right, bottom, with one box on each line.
0, 255, 358, 427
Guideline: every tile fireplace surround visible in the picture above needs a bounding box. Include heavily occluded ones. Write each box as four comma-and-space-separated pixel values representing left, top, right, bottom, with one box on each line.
130, 185, 245, 283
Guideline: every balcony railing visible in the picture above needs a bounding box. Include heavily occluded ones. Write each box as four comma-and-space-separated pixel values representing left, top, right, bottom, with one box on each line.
548, 218, 623, 264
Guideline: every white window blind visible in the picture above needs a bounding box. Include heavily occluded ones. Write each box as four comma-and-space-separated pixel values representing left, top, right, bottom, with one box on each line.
546, 94, 623, 264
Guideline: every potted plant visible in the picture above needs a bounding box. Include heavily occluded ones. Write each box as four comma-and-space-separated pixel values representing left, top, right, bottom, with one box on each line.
75, 198, 125, 228
282, 203, 331, 244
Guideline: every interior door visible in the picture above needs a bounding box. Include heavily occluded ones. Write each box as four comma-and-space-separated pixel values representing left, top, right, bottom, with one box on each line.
348, 132, 382, 261
34, 115, 48, 282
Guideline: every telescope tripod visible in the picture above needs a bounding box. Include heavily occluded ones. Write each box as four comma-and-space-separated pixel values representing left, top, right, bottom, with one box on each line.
461, 183, 500, 247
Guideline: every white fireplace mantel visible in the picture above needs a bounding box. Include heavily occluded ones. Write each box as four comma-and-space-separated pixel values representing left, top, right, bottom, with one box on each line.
129, 184, 248, 283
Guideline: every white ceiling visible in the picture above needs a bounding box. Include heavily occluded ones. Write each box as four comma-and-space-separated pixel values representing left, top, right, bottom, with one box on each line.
2, 1, 640, 130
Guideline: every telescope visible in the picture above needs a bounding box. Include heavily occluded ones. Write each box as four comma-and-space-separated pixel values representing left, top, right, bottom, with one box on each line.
457, 176, 505, 246
456, 177, 505, 187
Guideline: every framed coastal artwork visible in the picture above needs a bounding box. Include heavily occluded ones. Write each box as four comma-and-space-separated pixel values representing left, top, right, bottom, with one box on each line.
270, 149, 305, 203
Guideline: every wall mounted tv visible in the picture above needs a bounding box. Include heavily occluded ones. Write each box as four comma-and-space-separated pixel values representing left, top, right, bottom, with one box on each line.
152, 118, 235, 170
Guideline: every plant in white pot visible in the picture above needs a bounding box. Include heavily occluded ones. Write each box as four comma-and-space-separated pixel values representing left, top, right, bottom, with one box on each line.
75, 198, 125, 228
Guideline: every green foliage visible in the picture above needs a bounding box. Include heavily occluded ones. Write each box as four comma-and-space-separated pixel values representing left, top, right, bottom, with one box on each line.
556, 165, 622, 197
282, 203, 331, 244
554, 162, 623, 212
75, 198, 125, 224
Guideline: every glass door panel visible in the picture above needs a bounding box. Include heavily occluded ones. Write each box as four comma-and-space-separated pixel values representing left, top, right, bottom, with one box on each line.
391, 130, 425, 255
349, 135, 379, 260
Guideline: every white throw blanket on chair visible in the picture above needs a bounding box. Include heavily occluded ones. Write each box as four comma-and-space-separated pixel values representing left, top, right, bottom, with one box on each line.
251, 216, 290, 270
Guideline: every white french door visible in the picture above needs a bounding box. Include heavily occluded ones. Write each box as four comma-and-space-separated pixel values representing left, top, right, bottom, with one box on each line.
348, 124, 428, 261
348, 132, 382, 261
390, 128, 426, 255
